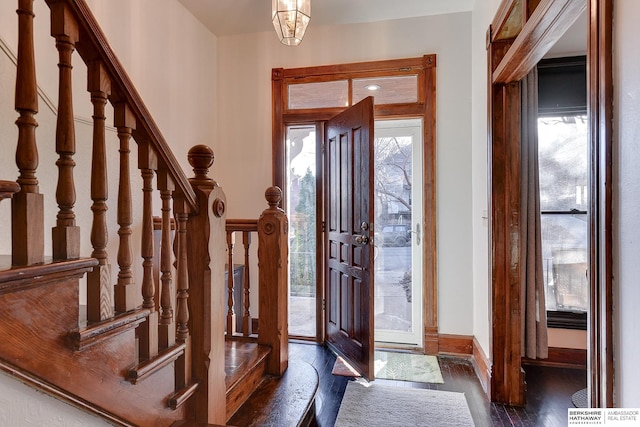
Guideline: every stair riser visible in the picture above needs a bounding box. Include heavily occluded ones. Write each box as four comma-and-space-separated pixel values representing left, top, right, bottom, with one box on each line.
225, 356, 266, 421
0, 272, 187, 426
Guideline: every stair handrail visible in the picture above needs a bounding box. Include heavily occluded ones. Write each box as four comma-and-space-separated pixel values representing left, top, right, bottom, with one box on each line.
43, 0, 198, 213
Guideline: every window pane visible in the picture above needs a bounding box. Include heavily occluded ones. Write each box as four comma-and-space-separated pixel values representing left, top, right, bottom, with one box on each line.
353, 75, 418, 105
286, 125, 316, 337
541, 214, 588, 312
538, 115, 588, 211
288, 80, 348, 109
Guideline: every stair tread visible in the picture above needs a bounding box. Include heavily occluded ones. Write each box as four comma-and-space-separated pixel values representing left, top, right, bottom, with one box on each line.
227, 360, 318, 427
225, 340, 271, 390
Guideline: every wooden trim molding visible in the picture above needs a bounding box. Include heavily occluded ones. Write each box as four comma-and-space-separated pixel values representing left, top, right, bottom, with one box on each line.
487, 0, 609, 407
472, 337, 492, 397
492, 0, 587, 83
438, 334, 473, 356
587, 0, 614, 408
523, 347, 587, 369
272, 55, 439, 353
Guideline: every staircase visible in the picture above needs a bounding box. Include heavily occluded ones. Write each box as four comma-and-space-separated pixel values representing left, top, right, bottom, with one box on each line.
0, 0, 317, 425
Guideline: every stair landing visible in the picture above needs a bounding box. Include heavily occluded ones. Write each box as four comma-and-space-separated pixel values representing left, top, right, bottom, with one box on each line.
228, 358, 318, 427
224, 339, 318, 426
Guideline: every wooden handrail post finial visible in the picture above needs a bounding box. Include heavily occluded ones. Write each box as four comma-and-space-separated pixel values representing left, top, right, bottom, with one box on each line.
188, 144, 217, 188
265, 186, 283, 209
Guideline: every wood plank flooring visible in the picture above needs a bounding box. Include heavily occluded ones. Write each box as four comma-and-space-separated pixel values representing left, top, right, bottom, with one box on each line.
289, 340, 586, 427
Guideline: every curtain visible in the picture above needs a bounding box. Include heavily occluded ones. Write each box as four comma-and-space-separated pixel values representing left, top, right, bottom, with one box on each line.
520, 67, 548, 359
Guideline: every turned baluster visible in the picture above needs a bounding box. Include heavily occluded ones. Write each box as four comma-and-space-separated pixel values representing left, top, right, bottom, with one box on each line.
242, 231, 252, 337
138, 143, 159, 360
51, 3, 80, 260
114, 103, 136, 313
226, 231, 235, 335
12, 0, 44, 266
86, 61, 113, 322
174, 196, 191, 389
158, 172, 176, 349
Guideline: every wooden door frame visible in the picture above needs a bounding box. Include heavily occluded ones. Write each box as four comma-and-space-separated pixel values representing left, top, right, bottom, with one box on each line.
271, 56, 438, 352
487, 0, 613, 406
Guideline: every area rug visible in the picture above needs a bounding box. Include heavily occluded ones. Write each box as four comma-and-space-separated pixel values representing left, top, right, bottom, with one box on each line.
332, 351, 444, 384
335, 381, 475, 427
572, 388, 588, 408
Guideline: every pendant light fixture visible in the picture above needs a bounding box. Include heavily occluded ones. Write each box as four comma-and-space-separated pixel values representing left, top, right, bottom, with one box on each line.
272, 0, 311, 46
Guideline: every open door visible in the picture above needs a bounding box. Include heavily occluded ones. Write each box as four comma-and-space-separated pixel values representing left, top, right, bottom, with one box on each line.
324, 97, 375, 380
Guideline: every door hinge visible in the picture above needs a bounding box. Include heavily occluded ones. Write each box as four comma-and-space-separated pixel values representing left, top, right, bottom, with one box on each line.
322, 221, 326, 232
322, 298, 326, 311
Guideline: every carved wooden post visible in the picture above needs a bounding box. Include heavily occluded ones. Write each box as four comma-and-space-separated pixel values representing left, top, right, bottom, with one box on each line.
257, 186, 289, 376
51, 2, 80, 260
86, 60, 113, 322
12, 0, 44, 266
186, 145, 226, 424
158, 171, 175, 349
138, 142, 159, 360
114, 103, 137, 313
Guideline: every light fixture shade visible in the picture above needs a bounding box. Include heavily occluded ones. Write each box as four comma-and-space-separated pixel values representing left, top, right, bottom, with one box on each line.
272, 0, 311, 46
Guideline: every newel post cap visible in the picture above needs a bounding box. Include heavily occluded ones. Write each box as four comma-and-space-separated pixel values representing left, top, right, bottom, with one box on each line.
188, 144, 214, 181
265, 186, 283, 209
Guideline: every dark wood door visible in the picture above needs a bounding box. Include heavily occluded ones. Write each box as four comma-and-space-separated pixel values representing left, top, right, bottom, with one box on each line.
324, 97, 375, 380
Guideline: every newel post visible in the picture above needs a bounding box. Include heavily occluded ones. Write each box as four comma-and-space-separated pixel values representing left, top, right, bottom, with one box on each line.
257, 186, 289, 376
185, 145, 226, 425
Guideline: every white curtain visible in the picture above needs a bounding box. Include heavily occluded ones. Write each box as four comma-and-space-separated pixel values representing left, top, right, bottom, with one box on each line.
520, 67, 548, 359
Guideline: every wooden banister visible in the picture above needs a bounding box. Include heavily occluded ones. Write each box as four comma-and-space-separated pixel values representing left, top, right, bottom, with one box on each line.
86, 59, 113, 322
0, 182, 20, 202
44, 0, 198, 213
138, 142, 159, 361
51, 1, 80, 261
12, 0, 44, 266
114, 102, 136, 313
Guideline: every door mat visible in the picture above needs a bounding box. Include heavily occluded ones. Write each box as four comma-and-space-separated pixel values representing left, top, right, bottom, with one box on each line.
332, 351, 444, 384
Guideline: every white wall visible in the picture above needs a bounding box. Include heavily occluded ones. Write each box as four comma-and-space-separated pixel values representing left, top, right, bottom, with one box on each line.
614, 0, 640, 408
470, 0, 501, 359
0, 371, 111, 427
217, 13, 475, 336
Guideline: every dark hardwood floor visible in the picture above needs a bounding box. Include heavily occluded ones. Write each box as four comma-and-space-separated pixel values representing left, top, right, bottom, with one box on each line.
289, 340, 586, 427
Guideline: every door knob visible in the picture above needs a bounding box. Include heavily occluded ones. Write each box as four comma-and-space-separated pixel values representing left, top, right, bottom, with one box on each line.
355, 234, 369, 245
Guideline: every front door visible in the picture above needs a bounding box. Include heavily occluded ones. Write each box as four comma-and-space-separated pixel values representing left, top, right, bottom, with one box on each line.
324, 97, 375, 380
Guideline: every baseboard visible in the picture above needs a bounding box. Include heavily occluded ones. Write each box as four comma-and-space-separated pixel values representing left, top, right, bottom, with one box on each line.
438, 334, 473, 356
522, 347, 587, 369
471, 337, 491, 397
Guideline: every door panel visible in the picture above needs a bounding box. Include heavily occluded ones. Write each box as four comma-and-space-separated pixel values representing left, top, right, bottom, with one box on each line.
373, 119, 424, 346
325, 97, 374, 380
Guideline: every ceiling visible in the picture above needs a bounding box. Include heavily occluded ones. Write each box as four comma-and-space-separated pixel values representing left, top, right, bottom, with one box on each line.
176, 0, 586, 56
177, 0, 474, 36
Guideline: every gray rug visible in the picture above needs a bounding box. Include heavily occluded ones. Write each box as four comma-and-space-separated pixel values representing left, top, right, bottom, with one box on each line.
375, 351, 444, 384
335, 381, 475, 427
572, 388, 588, 408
